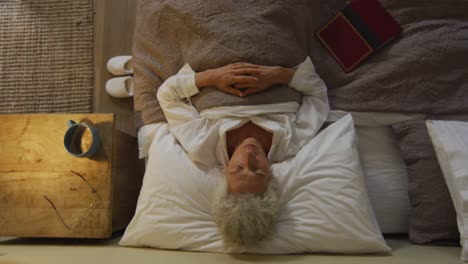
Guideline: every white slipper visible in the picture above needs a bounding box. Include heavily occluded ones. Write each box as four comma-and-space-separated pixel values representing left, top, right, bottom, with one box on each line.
105, 76, 134, 98
106, 55, 133, 76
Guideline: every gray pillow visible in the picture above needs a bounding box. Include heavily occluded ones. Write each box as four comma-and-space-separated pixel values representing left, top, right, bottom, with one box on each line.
392, 119, 460, 245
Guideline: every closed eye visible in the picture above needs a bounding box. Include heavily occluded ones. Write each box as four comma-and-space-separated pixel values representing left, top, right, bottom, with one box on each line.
255, 170, 267, 177
228, 166, 243, 174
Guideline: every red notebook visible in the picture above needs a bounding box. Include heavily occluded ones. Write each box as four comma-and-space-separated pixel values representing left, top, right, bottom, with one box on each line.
316, 0, 402, 72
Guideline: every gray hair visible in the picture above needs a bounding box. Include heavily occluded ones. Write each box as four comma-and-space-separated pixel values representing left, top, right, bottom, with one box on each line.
212, 176, 280, 246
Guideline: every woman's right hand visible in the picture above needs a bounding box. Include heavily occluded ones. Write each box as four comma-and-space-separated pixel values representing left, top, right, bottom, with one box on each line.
195, 63, 260, 97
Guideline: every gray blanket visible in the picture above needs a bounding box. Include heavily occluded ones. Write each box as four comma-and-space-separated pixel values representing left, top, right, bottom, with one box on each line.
132, 0, 468, 128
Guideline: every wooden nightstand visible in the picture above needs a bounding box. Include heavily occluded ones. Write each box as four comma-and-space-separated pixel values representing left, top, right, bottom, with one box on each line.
0, 114, 144, 238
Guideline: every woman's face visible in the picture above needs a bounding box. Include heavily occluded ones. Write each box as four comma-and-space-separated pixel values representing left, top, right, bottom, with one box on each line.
225, 137, 271, 194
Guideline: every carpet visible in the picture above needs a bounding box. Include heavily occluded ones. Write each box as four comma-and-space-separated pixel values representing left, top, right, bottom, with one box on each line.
0, 0, 94, 113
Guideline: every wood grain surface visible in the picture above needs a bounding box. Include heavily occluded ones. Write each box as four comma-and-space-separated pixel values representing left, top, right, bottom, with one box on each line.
0, 114, 114, 238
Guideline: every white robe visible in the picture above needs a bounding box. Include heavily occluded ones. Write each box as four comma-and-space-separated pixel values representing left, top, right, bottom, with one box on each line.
155, 57, 330, 168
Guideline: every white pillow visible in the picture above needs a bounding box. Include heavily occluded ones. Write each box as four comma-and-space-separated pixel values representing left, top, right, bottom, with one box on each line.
120, 114, 390, 254
427, 120, 468, 261
356, 126, 410, 234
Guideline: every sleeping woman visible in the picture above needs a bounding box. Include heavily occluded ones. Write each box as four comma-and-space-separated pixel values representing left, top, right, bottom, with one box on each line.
156, 57, 329, 247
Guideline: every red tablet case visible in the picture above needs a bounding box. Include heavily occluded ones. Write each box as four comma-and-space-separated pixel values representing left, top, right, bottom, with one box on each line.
316, 0, 402, 72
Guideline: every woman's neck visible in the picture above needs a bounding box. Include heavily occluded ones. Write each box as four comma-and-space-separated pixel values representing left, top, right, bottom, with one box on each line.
226, 121, 273, 157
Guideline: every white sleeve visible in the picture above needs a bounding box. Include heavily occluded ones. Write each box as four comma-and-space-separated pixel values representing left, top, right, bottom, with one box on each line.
156, 64, 201, 127
288, 56, 329, 103
288, 57, 330, 140
156, 64, 220, 166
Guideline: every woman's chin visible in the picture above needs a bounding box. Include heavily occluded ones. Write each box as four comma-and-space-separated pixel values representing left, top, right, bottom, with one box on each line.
242, 137, 261, 145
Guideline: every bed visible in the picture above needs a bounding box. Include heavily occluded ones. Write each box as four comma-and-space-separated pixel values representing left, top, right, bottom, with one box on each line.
123, 0, 468, 261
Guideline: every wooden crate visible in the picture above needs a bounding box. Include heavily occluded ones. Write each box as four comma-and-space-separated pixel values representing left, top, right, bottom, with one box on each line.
0, 114, 144, 238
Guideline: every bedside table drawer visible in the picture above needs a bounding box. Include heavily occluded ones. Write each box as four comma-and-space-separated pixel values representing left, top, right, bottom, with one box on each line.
0, 114, 144, 238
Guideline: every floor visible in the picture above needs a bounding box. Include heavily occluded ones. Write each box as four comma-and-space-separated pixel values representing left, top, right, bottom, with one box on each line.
93, 0, 137, 136
0, 235, 464, 264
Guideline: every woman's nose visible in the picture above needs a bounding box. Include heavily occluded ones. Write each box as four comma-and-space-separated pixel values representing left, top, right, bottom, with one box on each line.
245, 152, 257, 169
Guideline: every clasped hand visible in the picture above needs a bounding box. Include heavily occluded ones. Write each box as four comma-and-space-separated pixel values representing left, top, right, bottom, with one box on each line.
195, 62, 294, 97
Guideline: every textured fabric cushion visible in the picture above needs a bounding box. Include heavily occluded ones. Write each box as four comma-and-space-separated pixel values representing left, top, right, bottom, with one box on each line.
427, 120, 468, 261
392, 120, 459, 245
120, 115, 389, 254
